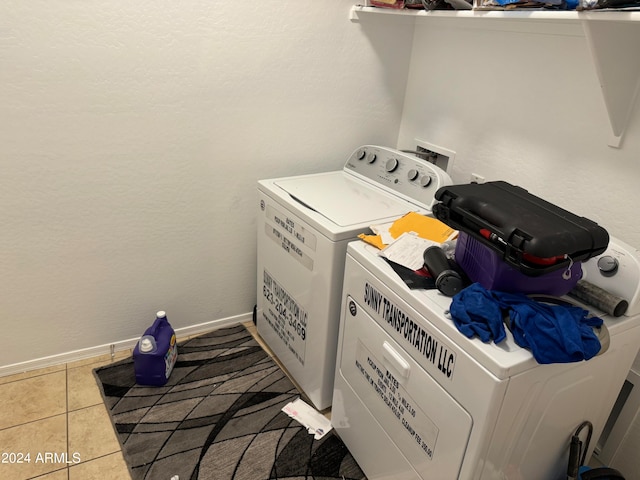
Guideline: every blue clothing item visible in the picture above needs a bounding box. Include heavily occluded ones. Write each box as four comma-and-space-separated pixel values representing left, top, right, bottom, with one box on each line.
450, 283, 603, 364
449, 283, 507, 344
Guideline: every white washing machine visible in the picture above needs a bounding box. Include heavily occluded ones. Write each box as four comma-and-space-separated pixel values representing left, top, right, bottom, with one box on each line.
256, 145, 451, 410
332, 237, 640, 479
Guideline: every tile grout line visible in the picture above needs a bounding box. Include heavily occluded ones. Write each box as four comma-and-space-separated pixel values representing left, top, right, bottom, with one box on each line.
0, 411, 67, 433
0, 367, 66, 387
28, 465, 68, 480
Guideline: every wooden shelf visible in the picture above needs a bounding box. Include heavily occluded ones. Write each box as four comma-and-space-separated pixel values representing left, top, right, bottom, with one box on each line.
351, 4, 640, 147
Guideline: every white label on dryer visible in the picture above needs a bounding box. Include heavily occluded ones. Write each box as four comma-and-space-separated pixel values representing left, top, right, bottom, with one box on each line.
355, 342, 439, 460
363, 282, 456, 380
266, 205, 317, 251
262, 269, 307, 365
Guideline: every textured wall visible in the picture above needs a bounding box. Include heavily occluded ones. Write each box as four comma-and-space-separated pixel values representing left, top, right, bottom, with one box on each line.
0, 1, 414, 368
6, 5, 640, 371
397, 18, 640, 246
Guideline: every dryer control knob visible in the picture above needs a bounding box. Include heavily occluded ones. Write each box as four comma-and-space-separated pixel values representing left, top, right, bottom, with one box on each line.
385, 158, 399, 172
420, 175, 432, 187
597, 256, 619, 277
356, 149, 366, 160
408, 169, 419, 181
367, 153, 377, 164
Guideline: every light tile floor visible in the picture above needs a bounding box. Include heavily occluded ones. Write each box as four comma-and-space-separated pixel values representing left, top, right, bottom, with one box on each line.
0, 349, 133, 480
0, 322, 288, 480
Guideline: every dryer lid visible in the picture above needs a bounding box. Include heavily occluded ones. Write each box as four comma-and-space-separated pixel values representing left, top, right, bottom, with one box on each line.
274, 172, 418, 227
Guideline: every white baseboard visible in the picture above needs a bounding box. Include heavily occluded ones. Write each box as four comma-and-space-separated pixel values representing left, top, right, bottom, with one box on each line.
0, 312, 253, 378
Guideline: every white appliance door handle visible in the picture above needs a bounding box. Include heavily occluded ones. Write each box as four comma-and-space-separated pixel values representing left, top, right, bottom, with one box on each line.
382, 341, 411, 379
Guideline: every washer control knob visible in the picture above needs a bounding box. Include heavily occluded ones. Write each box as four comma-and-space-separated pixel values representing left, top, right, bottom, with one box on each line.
367, 153, 377, 164
385, 158, 399, 173
597, 256, 619, 277
408, 169, 419, 181
356, 149, 366, 160
420, 175, 432, 187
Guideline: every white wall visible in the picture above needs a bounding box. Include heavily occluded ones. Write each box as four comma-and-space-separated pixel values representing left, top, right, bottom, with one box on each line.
0, 1, 415, 370
396, 17, 640, 246
4, 5, 640, 373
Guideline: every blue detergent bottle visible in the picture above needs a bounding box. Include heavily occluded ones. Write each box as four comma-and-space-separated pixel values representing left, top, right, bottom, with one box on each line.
133, 311, 178, 386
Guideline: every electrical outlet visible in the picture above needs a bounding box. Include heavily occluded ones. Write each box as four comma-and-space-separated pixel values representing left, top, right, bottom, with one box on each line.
414, 139, 455, 175
470, 173, 485, 184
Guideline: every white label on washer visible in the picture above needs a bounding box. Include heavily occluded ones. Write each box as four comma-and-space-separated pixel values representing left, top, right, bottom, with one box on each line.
356, 342, 439, 460
265, 223, 314, 271
262, 269, 307, 365
266, 205, 317, 251
363, 282, 456, 380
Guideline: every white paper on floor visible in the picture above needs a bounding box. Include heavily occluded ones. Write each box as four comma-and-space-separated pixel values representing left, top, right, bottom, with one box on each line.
281, 397, 333, 440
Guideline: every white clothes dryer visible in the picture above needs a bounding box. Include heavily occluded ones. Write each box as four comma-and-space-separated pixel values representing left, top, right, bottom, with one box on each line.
332, 237, 640, 479
256, 145, 451, 410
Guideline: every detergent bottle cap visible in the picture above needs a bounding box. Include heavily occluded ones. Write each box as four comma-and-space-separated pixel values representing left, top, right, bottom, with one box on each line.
156, 311, 166, 318
139, 335, 156, 353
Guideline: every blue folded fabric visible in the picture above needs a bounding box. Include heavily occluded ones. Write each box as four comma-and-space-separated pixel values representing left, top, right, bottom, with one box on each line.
449, 283, 507, 344
449, 283, 603, 364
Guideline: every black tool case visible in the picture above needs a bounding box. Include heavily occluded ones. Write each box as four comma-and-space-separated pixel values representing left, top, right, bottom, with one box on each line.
432, 181, 609, 276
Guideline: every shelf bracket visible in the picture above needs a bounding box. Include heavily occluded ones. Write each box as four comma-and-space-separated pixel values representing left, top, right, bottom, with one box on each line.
350, 5, 640, 148
582, 19, 640, 148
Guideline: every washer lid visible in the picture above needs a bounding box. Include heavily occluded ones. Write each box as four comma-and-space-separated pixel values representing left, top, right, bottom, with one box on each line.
274, 173, 417, 227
